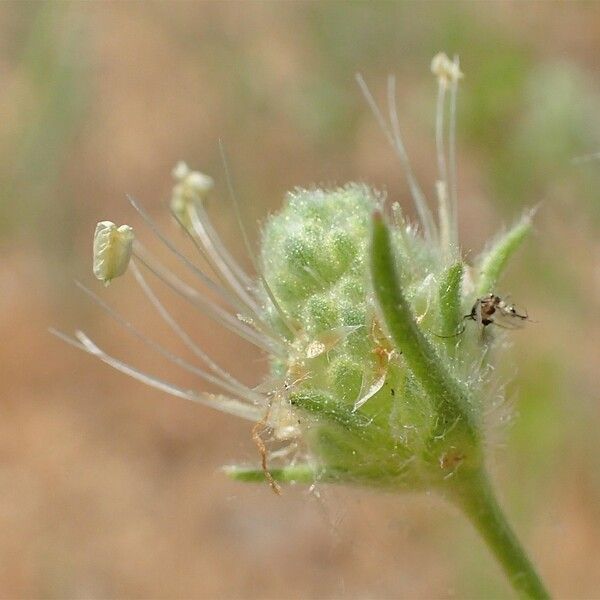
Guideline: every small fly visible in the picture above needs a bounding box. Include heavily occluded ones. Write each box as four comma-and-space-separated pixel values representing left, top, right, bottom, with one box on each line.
435, 293, 530, 338
466, 293, 529, 330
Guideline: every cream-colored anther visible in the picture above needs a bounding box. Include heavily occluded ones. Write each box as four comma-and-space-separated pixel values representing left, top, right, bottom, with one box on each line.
93, 221, 134, 286
431, 52, 463, 87
170, 161, 214, 228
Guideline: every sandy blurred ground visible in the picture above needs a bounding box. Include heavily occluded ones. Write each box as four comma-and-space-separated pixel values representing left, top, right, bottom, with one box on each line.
0, 2, 599, 598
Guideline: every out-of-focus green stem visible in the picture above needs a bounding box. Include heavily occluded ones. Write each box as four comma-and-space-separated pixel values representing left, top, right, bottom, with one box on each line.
451, 469, 550, 599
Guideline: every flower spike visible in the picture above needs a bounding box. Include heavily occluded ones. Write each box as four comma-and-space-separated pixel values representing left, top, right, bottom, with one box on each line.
56, 53, 550, 598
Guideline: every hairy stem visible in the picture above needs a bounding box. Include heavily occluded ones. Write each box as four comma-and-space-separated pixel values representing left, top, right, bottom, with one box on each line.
451, 469, 550, 599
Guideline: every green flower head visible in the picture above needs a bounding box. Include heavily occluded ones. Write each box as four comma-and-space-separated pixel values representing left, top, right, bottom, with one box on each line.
62, 51, 536, 493
55, 53, 548, 598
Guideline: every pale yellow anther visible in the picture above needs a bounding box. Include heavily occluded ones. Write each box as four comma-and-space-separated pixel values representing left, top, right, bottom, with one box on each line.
431, 53, 463, 87
170, 161, 214, 228
172, 161, 190, 181
93, 221, 134, 286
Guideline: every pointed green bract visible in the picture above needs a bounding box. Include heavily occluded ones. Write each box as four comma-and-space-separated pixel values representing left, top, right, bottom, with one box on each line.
438, 261, 464, 353
477, 209, 536, 295
370, 216, 474, 430
370, 213, 481, 470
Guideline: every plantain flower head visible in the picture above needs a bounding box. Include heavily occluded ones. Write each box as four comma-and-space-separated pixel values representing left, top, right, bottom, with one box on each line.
62, 56, 535, 495
52, 50, 554, 599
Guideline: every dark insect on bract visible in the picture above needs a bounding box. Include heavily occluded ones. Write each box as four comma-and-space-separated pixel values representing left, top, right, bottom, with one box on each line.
434, 293, 530, 338
466, 293, 529, 329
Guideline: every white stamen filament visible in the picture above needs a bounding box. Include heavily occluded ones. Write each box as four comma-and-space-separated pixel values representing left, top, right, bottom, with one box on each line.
75, 280, 262, 404
129, 261, 258, 399
128, 195, 244, 314
133, 246, 286, 358
188, 204, 264, 320
219, 140, 298, 338
356, 73, 436, 243
435, 77, 449, 189
386, 75, 438, 243
131, 195, 283, 349
448, 55, 460, 248
50, 328, 261, 422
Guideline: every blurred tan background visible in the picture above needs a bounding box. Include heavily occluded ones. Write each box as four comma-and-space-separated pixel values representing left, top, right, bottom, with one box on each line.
1, 2, 599, 598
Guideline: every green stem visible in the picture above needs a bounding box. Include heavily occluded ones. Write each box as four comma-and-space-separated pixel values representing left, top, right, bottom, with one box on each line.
451, 470, 550, 599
